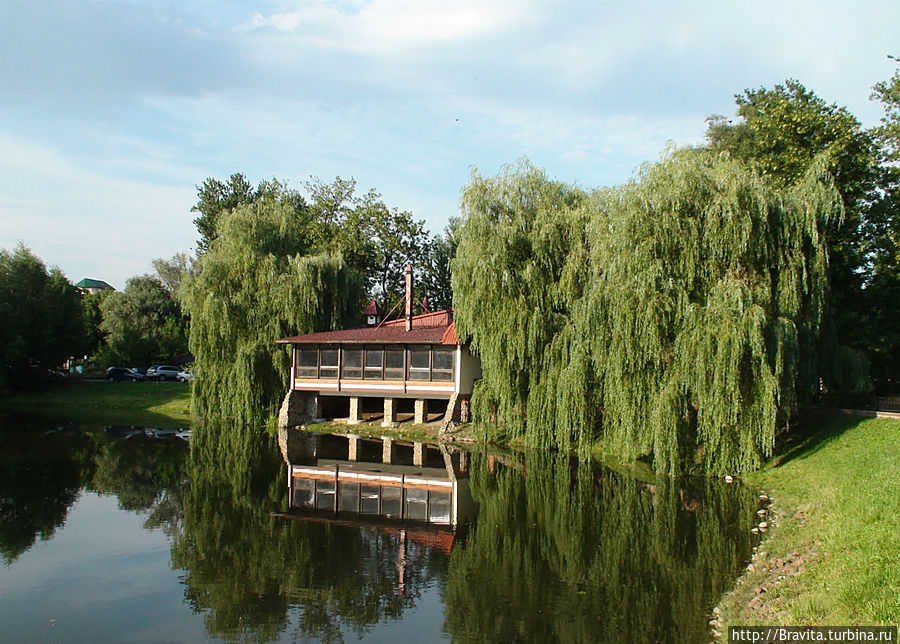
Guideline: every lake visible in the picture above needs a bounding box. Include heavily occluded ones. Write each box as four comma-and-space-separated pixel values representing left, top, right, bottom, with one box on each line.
0, 423, 761, 642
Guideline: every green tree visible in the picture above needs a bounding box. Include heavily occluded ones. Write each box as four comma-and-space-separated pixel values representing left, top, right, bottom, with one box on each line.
420, 218, 459, 311
863, 62, 900, 392
453, 152, 841, 474
305, 177, 430, 311
98, 275, 188, 366
705, 80, 879, 353
180, 196, 364, 425
81, 289, 111, 358
151, 252, 196, 296
0, 244, 85, 389
192, 174, 307, 255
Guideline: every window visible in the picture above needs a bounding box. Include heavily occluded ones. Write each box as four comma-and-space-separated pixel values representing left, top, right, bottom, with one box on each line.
364, 347, 383, 380
342, 348, 363, 379
432, 348, 454, 381
339, 482, 360, 512
406, 487, 428, 521
297, 348, 318, 378
319, 348, 338, 379
385, 348, 404, 380
316, 479, 336, 510
429, 491, 452, 524
408, 348, 430, 380
381, 486, 402, 518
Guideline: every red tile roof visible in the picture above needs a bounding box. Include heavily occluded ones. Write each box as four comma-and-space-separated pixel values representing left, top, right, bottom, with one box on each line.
363, 299, 383, 316
276, 309, 459, 345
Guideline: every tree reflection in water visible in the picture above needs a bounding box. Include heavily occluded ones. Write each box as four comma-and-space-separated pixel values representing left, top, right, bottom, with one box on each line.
444, 450, 758, 643
172, 423, 451, 642
0, 424, 759, 643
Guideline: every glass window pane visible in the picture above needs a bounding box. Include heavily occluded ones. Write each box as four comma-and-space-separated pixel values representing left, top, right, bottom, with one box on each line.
320, 349, 338, 367
385, 349, 403, 368
385, 349, 404, 380
293, 479, 315, 508
381, 486, 402, 518
406, 488, 428, 521
360, 485, 380, 514
298, 349, 318, 367
410, 349, 430, 369
319, 368, 338, 379
339, 482, 360, 512
365, 348, 383, 368
316, 480, 336, 510
429, 492, 452, 524
432, 370, 453, 381
433, 349, 454, 371
408, 370, 430, 380
342, 349, 363, 379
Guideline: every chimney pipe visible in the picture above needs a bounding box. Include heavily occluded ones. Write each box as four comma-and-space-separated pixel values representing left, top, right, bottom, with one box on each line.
405, 264, 413, 331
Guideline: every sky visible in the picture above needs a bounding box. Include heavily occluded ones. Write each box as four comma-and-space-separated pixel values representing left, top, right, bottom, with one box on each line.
1, 0, 898, 289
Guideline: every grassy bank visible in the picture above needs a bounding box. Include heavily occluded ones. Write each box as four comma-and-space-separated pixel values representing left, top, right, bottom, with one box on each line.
0, 380, 192, 428
717, 414, 900, 628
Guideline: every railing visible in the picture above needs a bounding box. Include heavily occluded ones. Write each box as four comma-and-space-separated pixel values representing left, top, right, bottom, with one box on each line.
816, 393, 900, 412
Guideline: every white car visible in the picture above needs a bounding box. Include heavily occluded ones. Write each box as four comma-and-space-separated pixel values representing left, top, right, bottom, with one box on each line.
176, 370, 194, 382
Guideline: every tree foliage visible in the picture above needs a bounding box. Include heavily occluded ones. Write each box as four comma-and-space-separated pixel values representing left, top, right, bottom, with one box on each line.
453, 152, 841, 474
180, 196, 365, 425
420, 218, 459, 311
705, 80, 878, 353
98, 274, 188, 366
0, 244, 85, 389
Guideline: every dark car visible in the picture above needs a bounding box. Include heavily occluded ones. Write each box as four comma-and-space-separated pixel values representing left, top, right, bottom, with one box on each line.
106, 367, 144, 382
147, 365, 181, 381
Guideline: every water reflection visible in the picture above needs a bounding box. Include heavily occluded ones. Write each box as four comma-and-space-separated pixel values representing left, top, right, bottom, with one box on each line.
0, 424, 760, 643
443, 450, 758, 642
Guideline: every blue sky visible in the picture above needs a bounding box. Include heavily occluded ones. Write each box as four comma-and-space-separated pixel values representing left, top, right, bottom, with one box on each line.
1, 0, 898, 289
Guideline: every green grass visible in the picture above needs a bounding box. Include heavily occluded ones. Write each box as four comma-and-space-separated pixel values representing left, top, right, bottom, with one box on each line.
0, 380, 192, 428
717, 413, 900, 628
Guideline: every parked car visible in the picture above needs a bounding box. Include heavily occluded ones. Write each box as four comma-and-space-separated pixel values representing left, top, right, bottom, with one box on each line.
146, 365, 181, 381
106, 367, 144, 382
176, 370, 194, 382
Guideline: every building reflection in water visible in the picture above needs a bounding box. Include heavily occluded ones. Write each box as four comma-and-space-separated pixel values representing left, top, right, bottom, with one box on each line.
279, 431, 477, 564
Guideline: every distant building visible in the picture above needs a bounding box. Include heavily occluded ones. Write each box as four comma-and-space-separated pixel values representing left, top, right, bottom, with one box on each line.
75, 278, 114, 295
276, 265, 481, 428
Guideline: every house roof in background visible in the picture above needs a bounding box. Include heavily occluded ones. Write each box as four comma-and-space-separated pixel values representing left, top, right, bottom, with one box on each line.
75, 278, 114, 290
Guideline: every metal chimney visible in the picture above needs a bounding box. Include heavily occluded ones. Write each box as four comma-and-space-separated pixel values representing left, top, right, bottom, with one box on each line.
405, 264, 413, 331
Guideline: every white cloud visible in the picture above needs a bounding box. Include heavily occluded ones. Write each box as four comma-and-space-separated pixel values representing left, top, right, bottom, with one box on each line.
243, 0, 529, 54
0, 132, 197, 288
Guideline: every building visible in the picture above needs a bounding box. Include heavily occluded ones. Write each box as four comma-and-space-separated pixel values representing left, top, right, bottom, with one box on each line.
74, 278, 114, 295
275, 266, 481, 428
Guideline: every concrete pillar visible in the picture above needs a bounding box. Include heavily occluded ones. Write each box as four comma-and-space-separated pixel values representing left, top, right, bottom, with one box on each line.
413, 442, 425, 467
306, 394, 322, 419
382, 397, 397, 427
382, 436, 395, 464
347, 434, 361, 461
348, 396, 361, 424
414, 398, 428, 424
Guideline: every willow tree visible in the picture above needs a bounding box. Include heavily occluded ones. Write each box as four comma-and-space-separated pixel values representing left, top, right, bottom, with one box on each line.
453, 151, 841, 474
180, 196, 364, 426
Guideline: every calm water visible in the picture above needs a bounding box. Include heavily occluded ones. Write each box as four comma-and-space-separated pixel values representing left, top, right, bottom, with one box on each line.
0, 424, 760, 643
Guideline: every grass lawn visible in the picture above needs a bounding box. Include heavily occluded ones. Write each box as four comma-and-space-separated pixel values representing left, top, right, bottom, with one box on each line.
0, 380, 192, 428
717, 413, 900, 629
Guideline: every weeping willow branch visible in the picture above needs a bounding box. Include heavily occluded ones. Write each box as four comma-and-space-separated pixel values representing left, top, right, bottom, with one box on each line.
180, 197, 364, 427
453, 151, 841, 473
